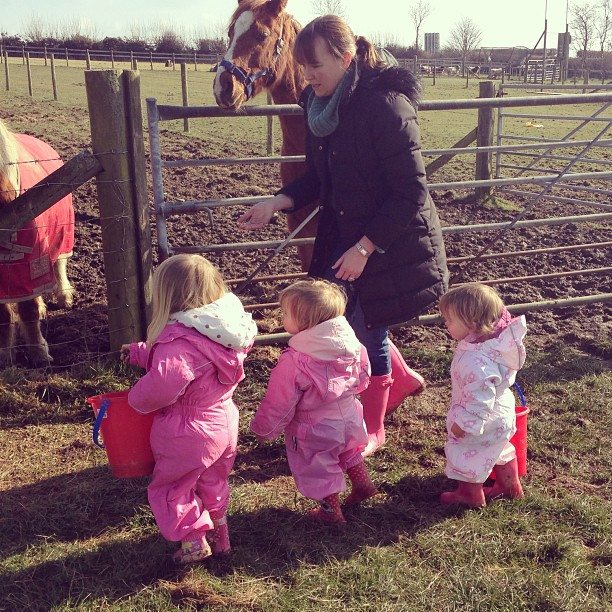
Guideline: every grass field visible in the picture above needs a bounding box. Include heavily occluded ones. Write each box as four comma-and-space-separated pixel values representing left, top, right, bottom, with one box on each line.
0, 61, 610, 611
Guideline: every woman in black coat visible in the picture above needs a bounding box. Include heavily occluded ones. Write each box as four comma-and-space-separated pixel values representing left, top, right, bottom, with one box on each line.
239, 15, 449, 458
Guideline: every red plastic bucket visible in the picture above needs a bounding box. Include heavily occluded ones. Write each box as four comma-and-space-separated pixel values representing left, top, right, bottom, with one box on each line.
87, 390, 155, 478
490, 384, 529, 480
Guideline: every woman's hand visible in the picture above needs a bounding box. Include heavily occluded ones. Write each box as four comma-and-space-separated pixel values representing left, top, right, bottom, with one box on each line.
238, 194, 293, 230
332, 246, 368, 282
451, 422, 466, 438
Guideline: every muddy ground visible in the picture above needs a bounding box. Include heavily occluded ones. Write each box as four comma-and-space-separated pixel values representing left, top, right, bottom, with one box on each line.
1, 102, 610, 368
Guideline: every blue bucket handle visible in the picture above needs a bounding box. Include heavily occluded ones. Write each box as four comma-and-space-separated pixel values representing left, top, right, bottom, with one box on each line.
513, 382, 526, 407
92, 398, 110, 449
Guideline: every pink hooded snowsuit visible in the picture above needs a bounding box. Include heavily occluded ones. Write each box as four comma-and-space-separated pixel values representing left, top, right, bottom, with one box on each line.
445, 313, 527, 484
251, 316, 370, 501
126, 293, 257, 543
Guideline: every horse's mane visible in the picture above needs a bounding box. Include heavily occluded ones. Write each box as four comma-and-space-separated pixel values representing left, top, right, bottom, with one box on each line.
0, 119, 20, 193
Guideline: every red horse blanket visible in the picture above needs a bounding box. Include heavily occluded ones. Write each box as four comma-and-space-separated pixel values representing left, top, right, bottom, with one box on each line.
0, 134, 74, 302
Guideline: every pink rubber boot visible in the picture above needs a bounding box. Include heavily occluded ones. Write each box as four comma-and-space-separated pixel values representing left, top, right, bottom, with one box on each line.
307, 493, 346, 524
206, 513, 231, 555
440, 481, 486, 508
386, 341, 426, 416
484, 458, 524, 501
361, 374, 393, 457
343, 460, 379, 506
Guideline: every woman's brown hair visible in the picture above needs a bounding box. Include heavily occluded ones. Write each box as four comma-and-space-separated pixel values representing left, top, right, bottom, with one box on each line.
293, 14, 383, 70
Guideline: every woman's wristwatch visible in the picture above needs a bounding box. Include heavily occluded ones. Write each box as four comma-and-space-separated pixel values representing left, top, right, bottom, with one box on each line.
355, 241, 371, 257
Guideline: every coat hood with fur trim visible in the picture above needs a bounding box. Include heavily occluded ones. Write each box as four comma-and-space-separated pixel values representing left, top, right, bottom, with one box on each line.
353, 65, 422, 107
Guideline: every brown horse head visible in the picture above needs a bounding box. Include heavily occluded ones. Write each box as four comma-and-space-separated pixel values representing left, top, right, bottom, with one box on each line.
214, 0, 304, 110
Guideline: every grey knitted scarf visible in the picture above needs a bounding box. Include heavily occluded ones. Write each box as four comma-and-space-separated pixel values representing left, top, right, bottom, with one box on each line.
307, 68, 353, 138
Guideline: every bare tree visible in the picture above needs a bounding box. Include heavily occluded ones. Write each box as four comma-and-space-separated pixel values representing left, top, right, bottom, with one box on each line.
594, 0, 611, 59
410, 0, 432, 51
127, 21, 153, 46
21, 14, 50, 43
57, 17, 99, 47
448, 17, 482, 78
311, 0, 346, 17
370, 32, 402, 48
570, 1, 599, 71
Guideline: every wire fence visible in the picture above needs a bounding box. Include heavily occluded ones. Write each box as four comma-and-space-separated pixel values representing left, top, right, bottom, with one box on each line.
0, 144, 142, 371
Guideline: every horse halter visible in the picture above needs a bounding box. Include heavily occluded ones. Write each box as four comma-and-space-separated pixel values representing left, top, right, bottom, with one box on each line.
220, 21, 285, 101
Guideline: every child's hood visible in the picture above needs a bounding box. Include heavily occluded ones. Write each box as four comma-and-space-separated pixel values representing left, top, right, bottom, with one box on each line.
288, 316, 366, 398
459, 315, 527, 370
289, 316, 361, 360
169, 292, 257, 349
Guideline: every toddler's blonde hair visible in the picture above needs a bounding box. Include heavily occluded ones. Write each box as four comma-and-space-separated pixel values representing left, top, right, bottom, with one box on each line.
439, 283, 505, 335
279, 279, 346, 332
147, 254, 227, 343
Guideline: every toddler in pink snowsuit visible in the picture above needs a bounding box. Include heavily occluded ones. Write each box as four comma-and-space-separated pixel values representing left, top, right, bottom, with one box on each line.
121, 254, 257, 564
439, 283, 527, 508
251, 280, 379, 524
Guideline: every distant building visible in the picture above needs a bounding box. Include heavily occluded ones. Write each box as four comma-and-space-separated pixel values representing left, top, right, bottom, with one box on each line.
424, 33, 440, 54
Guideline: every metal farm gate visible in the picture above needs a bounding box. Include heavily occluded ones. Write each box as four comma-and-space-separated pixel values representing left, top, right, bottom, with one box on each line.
146, 90, 612, 342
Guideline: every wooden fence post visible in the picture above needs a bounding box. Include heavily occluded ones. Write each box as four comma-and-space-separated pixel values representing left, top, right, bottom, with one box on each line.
172, 53, 176, 70
194, 52, 198, 71
181, 63, 189, 132
4, 50, 9, 91
86, 49, 91, 70
84, 70, 152, 348
22, 45, 25, 65
26, 52, 33, 96
50, 53, 58, 100
122, 70, 153, 327
475, 80, 495, 201
150, 51, 154, 70
65, 47, 69, 66
111, 49, 115, 69
44, 45, 48, 66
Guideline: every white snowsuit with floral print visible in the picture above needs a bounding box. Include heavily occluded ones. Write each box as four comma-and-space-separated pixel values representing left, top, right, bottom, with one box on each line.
445, 316, 527, 483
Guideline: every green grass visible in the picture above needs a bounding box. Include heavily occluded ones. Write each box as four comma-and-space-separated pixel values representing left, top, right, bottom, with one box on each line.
1, 344, 610, 610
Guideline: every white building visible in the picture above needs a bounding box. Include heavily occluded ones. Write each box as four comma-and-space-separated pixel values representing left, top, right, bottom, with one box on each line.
424, 33, 440, 54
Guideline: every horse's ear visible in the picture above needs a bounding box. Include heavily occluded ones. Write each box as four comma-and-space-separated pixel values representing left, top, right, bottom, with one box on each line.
265, 0, 288, 17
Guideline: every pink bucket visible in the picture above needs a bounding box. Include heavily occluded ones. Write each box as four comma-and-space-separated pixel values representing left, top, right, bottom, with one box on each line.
490, 384, 529, 480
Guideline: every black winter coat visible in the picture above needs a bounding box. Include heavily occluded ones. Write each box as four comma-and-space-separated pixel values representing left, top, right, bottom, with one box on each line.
279, 64, 449, 328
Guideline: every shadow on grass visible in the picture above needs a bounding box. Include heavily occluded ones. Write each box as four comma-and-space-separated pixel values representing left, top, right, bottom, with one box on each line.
0, 467, 458, 607
0, 533, 174, 610
0, 466, 150, 556
212, 473, 455, 580
521, 342, 610, 386
232, 440, 292, 482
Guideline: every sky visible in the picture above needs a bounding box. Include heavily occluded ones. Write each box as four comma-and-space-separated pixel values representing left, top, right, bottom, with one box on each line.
1, 0, 573, 50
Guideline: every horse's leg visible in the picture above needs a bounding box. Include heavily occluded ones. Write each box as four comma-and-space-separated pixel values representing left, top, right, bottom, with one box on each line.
285, 209, 318, 272
0, 303, 17, 367
278, 115, 318, 272
53, 256, 74, 308
17, 297, 52, 366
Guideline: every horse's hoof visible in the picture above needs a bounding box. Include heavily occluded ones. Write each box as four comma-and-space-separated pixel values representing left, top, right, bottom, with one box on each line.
0, 350, 16, 368
27, 348, 54, 368
54, 289, 75, 309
